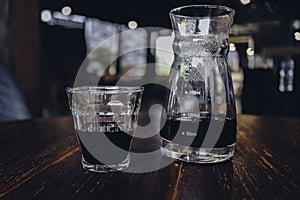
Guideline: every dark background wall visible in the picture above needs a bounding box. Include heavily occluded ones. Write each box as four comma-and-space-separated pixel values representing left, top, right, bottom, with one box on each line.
1, 0, 300, 119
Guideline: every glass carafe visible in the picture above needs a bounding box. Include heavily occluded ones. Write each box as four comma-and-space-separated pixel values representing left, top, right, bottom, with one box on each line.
160, 5, 236, 163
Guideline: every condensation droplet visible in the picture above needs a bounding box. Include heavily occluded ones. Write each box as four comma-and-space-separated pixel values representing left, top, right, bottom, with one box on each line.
186, 23, 196, 33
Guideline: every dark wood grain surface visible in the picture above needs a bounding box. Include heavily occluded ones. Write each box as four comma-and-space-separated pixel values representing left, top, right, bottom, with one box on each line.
0, 115, 299, 200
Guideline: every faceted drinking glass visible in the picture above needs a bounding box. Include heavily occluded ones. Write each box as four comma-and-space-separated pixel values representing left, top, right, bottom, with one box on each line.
67, 86, 144, 172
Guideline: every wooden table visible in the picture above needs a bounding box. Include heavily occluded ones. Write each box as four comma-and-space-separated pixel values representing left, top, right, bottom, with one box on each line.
0, 115, 299, 199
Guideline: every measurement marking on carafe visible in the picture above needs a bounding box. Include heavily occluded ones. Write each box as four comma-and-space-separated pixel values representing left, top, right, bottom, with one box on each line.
186, 131, 197, 137
181, 131, 197, 136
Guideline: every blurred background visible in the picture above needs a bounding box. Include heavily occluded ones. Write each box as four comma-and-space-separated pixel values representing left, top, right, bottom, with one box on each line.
1, 0, 300, 121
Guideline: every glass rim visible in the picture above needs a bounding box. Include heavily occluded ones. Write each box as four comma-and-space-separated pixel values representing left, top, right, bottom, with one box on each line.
66, 86, 144, 94
170, 4, 235, 19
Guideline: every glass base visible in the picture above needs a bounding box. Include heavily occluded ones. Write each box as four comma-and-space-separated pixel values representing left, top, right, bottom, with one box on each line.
161, 139, 235, 164
81, 156, 130, 173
